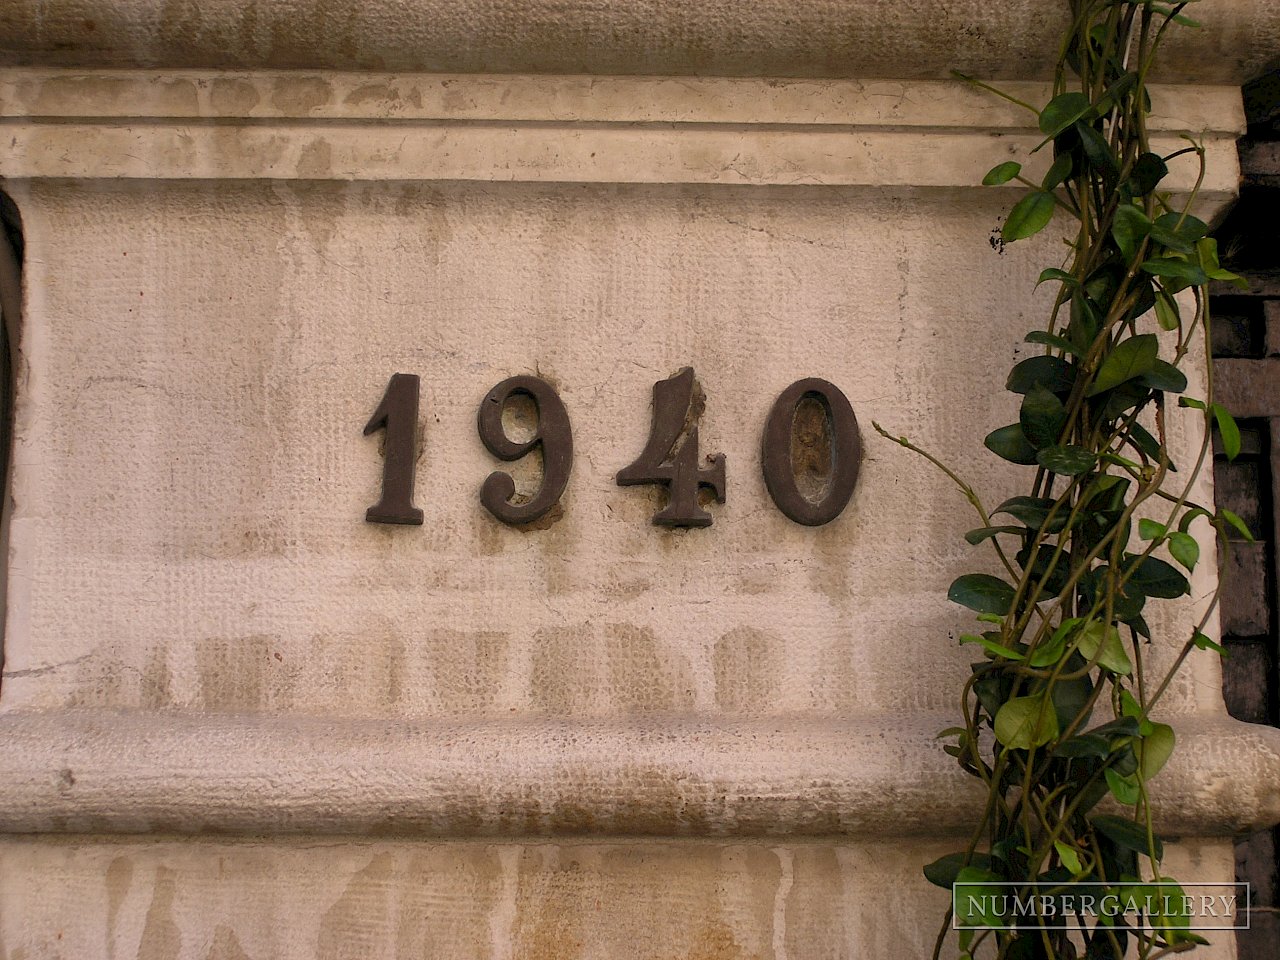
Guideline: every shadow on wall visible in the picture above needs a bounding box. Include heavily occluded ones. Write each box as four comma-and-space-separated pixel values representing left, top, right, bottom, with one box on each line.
0, 191, 22, 689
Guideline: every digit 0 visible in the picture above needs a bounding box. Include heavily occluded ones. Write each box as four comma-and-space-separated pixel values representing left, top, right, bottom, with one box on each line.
478, 375, 574, 525
761, 378, 861, 526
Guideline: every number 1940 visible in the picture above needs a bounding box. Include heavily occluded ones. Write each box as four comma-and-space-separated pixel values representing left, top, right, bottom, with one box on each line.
365, 367, 862, 529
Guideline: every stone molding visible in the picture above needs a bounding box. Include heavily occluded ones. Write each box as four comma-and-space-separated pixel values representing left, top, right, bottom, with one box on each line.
0, 71, 1245, 199
0, 0, 1277, 83
0, 709, 1276, 838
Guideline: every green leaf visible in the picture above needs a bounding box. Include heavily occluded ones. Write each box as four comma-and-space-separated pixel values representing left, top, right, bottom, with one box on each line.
949, 574, 1017, 615
1155, 213, 1209, 245
995, 495, 1067, 533
1092, 814, 1163, 860
1039, 92, 1093, 137
1021, 384, 1067, 448
1037, 444, 1097, 476
954, 866, 1006, 927
1007, 355, 1075, 395
964, 525, 1025, 545
1150, 878, 1195, 940
1043, 151, 1073, 189
1077, 121, 1118, 175
1025, 330, 1081, 356
1212, 403, 1241, 461
1138, 518, 1167, 541
1196, 235, 1222, 272
1036, 268, 1079, 288
1139, 722, 1175, 780
1054, 732, 1111, 758
1076, 620, 1133, 675
959, 633, 1025, 660
1220, 508, 1255, 543
1128, 422, 1175, 470
994, 694, 1059, 749
1112, 204, 1152, 262
1087, 334, 1158, 396
1003, 190, 1056, 242
1141, 257, 1208, 286
1130, 152, 1168, 195
1141, 359, 1187, 394
984, 423, 1039, 465
1028, 629, 1067, 668
1154, 286, 1181, 331
923, 852, 995, 889
983, 161, 1022, 186
1178, 396, 1207, 412
1177, 506, 1210, 534
1119, 688, 1143, 721
1209, 268, 1250, 291
1105, 767, 1141, 804
1168, 531, 1199, 571
1127, 556, 1190, 599
1054, 841, 1083, 875
1091, 716, 1141, 742
1199, 236, 1246, 287
1097, 71, 1138, 115
1192, 631, 1228, 655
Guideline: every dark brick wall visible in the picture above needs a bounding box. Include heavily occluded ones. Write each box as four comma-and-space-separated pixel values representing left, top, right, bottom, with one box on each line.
1213, 68, 1280, 960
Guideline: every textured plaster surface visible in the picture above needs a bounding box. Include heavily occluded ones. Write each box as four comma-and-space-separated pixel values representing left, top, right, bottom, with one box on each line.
0, 178, 1229, 721
0, 836, 1239, 960
0, 0, 1277, 83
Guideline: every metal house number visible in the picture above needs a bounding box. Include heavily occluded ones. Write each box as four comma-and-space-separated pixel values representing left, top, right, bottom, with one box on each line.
365, 366, 861, 528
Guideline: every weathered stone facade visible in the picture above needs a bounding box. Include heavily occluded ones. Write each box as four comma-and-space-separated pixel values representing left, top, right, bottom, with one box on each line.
0, 3, 1278, 957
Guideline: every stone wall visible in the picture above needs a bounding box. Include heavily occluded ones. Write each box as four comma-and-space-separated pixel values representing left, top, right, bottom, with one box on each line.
0, 5, 1278, 958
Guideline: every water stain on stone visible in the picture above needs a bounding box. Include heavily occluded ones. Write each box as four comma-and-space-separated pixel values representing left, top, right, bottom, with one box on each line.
308, 629, 405, 713
106, 856, 133, 960
342, 82, 422, 109
270, 77, 333, 115
296, 139, 333, 179
195, 635, 275, 711
713, 627, 781, 712
140, 645, 172, 709
530, 623, 596, 714
137, 866, 181, 960
204, 926, 251, 960
317, 853, 394, 960
65, 653, 124, 708
687, 920, 762, 960
427, 629, 509, 713
35, 76, 199, 116
209, 79, 261, 115
605, 624, 694, 713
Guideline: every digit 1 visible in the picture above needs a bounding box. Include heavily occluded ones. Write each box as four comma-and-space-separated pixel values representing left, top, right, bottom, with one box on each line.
363, 373, 424, 525
477, 375, 573, 525
761, 378, 861, 526
617, 367, 725, 527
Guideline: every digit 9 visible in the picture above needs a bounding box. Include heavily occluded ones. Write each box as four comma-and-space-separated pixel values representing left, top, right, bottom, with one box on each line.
477, 375, 574, 524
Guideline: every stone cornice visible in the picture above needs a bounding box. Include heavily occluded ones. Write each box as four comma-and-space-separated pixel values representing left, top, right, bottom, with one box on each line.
0, 709, 1275, 838
0, 0, 1277, 83
0, 72, 1245, 202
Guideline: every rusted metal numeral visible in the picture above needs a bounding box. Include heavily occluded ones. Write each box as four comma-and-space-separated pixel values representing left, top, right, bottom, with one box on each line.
478, 375, 574, 525
364, 373, 425, 525
617, 367, 726, 527
761, 378, 861, 526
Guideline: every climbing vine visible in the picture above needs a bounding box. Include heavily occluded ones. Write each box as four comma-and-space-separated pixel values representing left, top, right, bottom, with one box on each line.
874, 1, 1251, 957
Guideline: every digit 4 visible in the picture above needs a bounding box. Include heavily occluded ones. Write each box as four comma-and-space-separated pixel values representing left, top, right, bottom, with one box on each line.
617, 367, 726, 527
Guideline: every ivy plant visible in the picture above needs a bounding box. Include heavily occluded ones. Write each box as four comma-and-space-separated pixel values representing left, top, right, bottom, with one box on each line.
874, 1, 1250, 957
